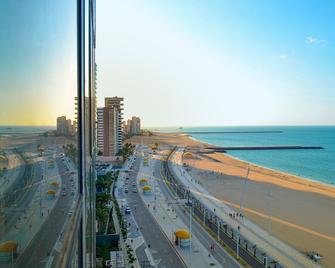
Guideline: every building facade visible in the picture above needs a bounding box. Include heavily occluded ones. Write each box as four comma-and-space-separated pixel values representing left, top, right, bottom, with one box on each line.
0, 1, 97, 268
102, 97, 124, 156
97, 107, 104, 154
125, 116, 141, 136
130, 116, 141, 135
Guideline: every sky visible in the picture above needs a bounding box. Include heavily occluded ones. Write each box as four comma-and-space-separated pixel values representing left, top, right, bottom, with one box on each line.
96, 0, 335, 127
0, 1, 334, 127
0, 0, 77, 126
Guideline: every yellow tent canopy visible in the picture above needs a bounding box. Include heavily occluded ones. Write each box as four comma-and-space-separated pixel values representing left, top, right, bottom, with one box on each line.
49, 181, 59, 186
174, 229, 191, 239
47, 189, 56, 195
139, 178, 148, 183
0, 241, 18, 253
142, 186, 151, 191
183, 152, 193, 158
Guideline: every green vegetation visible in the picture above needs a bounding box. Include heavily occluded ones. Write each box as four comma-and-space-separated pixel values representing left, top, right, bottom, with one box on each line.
126, 244, 136, 264
63, 143, 78, 163
120, 142, 135, 161
96, 172, 116, 234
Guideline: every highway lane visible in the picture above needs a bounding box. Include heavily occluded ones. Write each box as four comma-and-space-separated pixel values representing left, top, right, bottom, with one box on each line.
125, 157, 187, 268
1, 154, 40, 237
14, 156, 77, 268
153, 158, 241, 268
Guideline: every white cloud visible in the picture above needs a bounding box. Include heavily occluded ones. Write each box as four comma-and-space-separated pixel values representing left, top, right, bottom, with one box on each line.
306, 36, 327, 45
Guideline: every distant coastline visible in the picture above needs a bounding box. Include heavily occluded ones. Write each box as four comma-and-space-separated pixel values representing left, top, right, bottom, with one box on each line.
154, 126, 335, 186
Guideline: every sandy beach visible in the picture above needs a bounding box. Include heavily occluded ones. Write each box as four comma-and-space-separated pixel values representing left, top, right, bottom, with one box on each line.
129, 132, 335, 267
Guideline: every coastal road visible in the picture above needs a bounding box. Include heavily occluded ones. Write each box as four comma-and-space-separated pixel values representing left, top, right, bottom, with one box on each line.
125, 156, 187, 268
152, 156, 242, 268
14, 156, 77, 268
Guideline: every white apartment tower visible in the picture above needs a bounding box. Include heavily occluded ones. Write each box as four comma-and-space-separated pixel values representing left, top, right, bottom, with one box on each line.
96, 107, 104, 154
103, 97, 124, 156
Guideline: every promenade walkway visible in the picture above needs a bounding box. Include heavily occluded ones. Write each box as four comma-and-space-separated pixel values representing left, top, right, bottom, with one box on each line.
169, 147, 322, 268
138, 149, 228, 268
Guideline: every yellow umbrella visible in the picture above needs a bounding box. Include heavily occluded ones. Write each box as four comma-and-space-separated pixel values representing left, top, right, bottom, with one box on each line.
47, 189, 56, 195
0, 241, 18, 253
142, 186, 152, 191
174, 229, 191, 239
49, 181, 59, 186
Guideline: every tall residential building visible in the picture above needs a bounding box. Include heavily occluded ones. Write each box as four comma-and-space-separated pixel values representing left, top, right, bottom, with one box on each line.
103, 97, 124, 156
97, 107, 104, 154
57, 116, 74, 136
125, 116, 141, 135
130, 116, 141, 135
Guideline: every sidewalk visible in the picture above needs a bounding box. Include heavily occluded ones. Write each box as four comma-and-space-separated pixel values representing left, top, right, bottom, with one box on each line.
169, 147, 321, 268
138, 154, 222, 268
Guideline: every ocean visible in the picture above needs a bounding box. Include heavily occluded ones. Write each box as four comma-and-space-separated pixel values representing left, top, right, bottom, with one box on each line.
153, 126, 335, 186
0, 126, 54, 136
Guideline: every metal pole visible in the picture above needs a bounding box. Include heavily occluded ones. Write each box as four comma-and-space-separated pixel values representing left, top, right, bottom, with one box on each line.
237, 234, 240, 259
203, 209, 206, 224
265, 256, 268, 268
217, 220, 220, 241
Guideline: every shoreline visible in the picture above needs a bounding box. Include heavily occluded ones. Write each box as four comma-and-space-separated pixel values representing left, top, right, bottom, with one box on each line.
184, 133, 335, 197
128, 132, 335, 198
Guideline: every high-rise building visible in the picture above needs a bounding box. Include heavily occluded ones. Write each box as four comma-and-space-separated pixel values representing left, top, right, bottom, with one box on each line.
57, 116, 75, 136
130, 116, 141, 135
102, 97, 124, 156
97, 107, 104, 154
125, 116, 141, 136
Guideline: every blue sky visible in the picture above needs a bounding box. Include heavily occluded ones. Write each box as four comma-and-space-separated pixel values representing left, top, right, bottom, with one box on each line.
97, 0, 335, 127
0, 0, 77, 125
0, 1, 334, 126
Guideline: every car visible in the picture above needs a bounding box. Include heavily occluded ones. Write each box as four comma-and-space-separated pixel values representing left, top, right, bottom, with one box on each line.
68, 210, 73, 216
71, 191, 75, 196
132, 182, 136, 186
125, 206, 131, 214
132, 189, 138, 193
124, 188, 128, 193
61, 191, 66, 196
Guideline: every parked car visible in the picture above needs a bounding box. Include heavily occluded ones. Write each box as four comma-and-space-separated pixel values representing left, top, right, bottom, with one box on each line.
125, 206, 131, 214
132, 188, 138, 193
124, 188, 128, 193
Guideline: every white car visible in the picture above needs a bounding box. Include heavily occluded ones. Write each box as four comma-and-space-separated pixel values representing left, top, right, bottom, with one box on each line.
68, 210, 73, 216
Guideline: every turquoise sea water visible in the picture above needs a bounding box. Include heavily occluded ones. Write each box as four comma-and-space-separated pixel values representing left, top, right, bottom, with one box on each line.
153, 126, 335, 185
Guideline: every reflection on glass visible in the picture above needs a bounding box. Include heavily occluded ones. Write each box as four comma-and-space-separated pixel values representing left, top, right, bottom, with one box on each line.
0, 0, 93, 267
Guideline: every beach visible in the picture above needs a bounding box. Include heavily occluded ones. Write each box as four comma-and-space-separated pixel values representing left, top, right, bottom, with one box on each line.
128, 132, 335, 267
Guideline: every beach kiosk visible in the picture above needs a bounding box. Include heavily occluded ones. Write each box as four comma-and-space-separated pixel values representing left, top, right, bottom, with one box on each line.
142, 185, 152, 196
174, 229, 191, 248
49, 181, 59, 189
46, 189, 56, 199
0, 241, 18, 262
